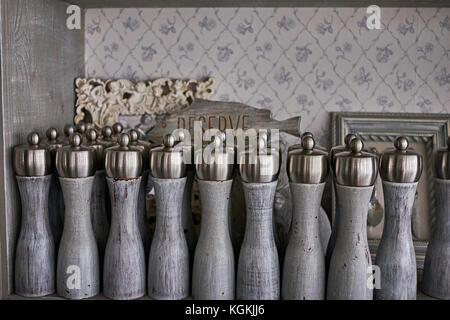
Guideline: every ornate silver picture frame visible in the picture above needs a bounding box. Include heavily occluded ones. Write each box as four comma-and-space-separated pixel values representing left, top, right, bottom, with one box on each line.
331, 112, 450, 268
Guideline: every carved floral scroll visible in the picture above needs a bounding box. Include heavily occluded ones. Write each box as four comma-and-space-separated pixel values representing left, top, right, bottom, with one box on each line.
74, 77, 215, 129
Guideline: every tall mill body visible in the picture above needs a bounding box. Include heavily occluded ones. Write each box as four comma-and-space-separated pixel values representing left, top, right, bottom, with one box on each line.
192, 135, 235, 300
14, 133, 55, 297
375, 137, 422, 300
327, 139, 377, 300
103, 133, 146, 300
283, 136, 328, 300
148, 134, 190, 300
422, 137, 450, 299
56, 133, 100, 299
236, 136, 281, 300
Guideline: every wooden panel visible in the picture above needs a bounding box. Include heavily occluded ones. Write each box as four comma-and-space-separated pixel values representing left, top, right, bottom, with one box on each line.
62, 0, 450, 8
0, 0, 84, 298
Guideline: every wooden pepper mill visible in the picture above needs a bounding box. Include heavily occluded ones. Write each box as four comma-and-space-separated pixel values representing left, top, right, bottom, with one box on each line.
42, 128, 65, 248
56, 133, 99, 299
283, 136, 328, 300
83, 128, 110, 267
103, 133, 146, 300
236, 135, 281, 300
325, 133, 357, 272
327, 138, 377, 300
422, 137, 450, 299
192, 134, 235, 300
128, 129, 152, 259
148, 133, 190, 300
375, 137, 422, 300
14, 132, 55, 297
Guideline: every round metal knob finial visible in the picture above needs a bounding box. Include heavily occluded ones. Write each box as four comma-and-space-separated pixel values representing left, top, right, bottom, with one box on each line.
112, 122, 123, 135
302, 136, 315, 150
164, 134, 176, 148
394, 136, 409, 151
86, 128, 98, 142
118, 133, 130, 147
102, 126, 113, 138
129, 129, 139, 142
70, 133, 82, 147
76, 122, 87, 134
350, 138, 364, 153
344, 133, 358, 147
301, 132, 314, 139
28, 132, 40, 146
64, 124, 75, 137
46, 128, 59, 141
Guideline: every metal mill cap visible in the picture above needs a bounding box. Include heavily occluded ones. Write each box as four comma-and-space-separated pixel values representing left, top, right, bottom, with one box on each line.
56, 133, 96, 178
112, 122, 124, 141
288, 132, 327, 153
435, 137, 450, 180
83, 128, 106, 170
333, 138, 378, 187
105, 133, 143, 179
99, 126, 117, 148
14, 132, 52, 177
150, 134, 186, 179
195, 133, 235, 181
129, 129, 152, 170
238, 135, 280, 183
287, 136, 329, 184
330, 133, 358, 167
380, 136, 423, 183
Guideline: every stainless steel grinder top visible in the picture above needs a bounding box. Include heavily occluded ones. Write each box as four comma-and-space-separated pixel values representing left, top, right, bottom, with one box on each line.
14, 132, 52, 177
435, 136, 450, 180
56, 132, 96, 178
83, 128, 107, 171
105, 133, 143, 179
150, 133, 186, 179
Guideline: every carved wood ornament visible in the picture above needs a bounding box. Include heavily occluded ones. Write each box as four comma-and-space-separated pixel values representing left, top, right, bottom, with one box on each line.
74, 77, 215, 129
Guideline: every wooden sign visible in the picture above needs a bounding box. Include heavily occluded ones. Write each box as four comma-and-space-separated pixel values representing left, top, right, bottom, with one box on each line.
146, 99, 301, 143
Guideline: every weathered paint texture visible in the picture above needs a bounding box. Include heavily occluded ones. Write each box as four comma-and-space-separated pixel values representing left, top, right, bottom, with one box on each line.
282, 183, 325, 300
237, 180, 280, 300
325, 178, 339, 275
375, 181, 417, 300
192, 179, 235, 300
138, 170, 152, 260
327, 184, 373, 300
104, 177, 146, 300
422, 178, 450, 299
57, 177, 100, 299
148, 177, 189, 300
91, 170, 110, 267
183, 169, 198, 263
15, 175, 55, 297
48, 173, 64, 248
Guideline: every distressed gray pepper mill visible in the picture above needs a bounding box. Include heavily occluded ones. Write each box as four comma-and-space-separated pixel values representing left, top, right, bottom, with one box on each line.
237, 136, 281, 300
422, 137, 450, 299
327, 138, 377, 300
129, 129, 153, 258
375, 137, 422, 300
177, 130, 198, 262
325, 133, 357, 272
14, 132, 55, 297
42, 128, 65, 248
148, 133, 189, 300
83, 128, 110, 267
56, 133, 99, 299
283, 136, 328, 300
192, 134, 235, 300
104, 133, 146, 300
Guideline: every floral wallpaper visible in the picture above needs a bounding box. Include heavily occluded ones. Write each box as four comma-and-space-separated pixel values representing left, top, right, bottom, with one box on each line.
85, 8, 450, 147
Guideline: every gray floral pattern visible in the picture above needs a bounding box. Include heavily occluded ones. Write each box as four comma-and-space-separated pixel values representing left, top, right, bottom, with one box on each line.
85, 8, 450, 146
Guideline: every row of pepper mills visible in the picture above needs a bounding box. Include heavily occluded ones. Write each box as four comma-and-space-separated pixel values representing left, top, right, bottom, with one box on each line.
12, 123, 450, 300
